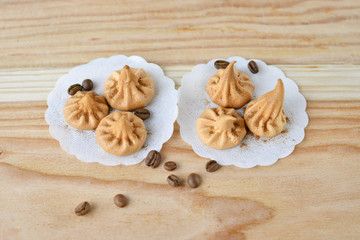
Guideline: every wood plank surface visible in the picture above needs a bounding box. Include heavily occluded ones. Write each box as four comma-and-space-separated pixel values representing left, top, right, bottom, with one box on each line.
1, 65, 360, 102
1, 0, 360, 68
0, 66, 360, 239
1, 0, 360, 239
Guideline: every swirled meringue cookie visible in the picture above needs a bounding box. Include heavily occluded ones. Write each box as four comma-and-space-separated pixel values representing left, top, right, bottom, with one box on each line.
96, 111, 147, 156
196, 106, 246, 150
103, 65, 154, 111
206, 61, 254, 109
63, 91, 109, 130
244, 79, 286, 137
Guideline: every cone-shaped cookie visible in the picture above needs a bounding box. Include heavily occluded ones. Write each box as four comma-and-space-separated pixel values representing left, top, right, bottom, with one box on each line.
104, 65, 155, 111
244, 79, 286, 137
206, 61, 254, 108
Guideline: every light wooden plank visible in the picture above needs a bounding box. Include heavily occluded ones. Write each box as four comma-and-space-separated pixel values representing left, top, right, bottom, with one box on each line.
1, 0, 360, 238
0, 164, 272, 240
0, 100, 359, 239
0, 0, 360, 68
0, 65, 359, 102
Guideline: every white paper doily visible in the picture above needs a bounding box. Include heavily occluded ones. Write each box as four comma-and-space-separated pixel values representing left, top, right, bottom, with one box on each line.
177, 57, 308, 168
45, 55, 178, 166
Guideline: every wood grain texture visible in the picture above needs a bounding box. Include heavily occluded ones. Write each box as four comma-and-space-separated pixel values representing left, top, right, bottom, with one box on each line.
0, 87, 360, 239
1, 65, 360, 102
0, 164, 272, 240
1, 0, 360, 68
1, 0, 360, 239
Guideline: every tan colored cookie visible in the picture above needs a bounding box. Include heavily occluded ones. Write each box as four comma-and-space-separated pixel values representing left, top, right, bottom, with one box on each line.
206, 61, 254, 109
196, 107, 246, 150
103, 65, 155, 111
244, 79, 286, 137
63, 91, 109, 130
96, 111, 147, 156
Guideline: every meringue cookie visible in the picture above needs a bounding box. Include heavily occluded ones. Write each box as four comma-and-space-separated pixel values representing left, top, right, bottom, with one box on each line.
244, 79, 286, 137
63, 91, 109, 130
206, 61, 254, 108
96, 111, 147, 156
196, 106, 246, 149
104, 65, 155, 111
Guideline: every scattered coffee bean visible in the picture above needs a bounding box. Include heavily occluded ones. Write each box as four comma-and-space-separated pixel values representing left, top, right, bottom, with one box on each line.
82, 79, 93, 91
145, 150, 161, 168
206, 160, 220, 172
74, 201, 90, 216
188, 173, 201, 188
214, 60, 230, 69
134, 108, 150, 120
167, 174, 181, 187
248, 60, 259, 74
68, 84, 83, 96
164, 161, 177, 171
114, 194, 127, 208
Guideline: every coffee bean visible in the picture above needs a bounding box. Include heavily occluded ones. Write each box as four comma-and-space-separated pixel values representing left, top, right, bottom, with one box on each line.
68, 84, 83, 96
248, 60, 259, 74
167, 174, 181, 187
206, 160, 220, 172
145, 150, 161, 168
74, 201, 90, 216
188, 173, 201, 188
214, 60, 230, 69
134, 108, 150, 120
82, 79, 93, 91
114, 194, 127, 208
164, 161, 177, 171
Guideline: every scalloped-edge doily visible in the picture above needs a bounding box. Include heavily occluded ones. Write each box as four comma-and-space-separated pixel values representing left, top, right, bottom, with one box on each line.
45, 55, 178, 166
177, 57, 308, 168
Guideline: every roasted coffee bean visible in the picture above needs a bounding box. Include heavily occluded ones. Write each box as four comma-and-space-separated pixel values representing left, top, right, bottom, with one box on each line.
114, 194, 127, 208
188, 173, 201, 188
68, 84, 83, 95
145, 150, 161, 168
74, 201, 90, 216
248, 60, 259, 74
82, 79, 93, 91
167, 174, 181, 187
206, 160, 220, 172
164, 161, 177, 171
134, 108, 150, 120
214, 60, 230, 69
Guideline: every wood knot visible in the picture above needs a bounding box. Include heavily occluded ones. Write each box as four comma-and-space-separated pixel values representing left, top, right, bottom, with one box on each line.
0, 144, 5, 159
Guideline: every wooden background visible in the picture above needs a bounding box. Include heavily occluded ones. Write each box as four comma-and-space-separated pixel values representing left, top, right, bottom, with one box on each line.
0, 0, 360, 239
